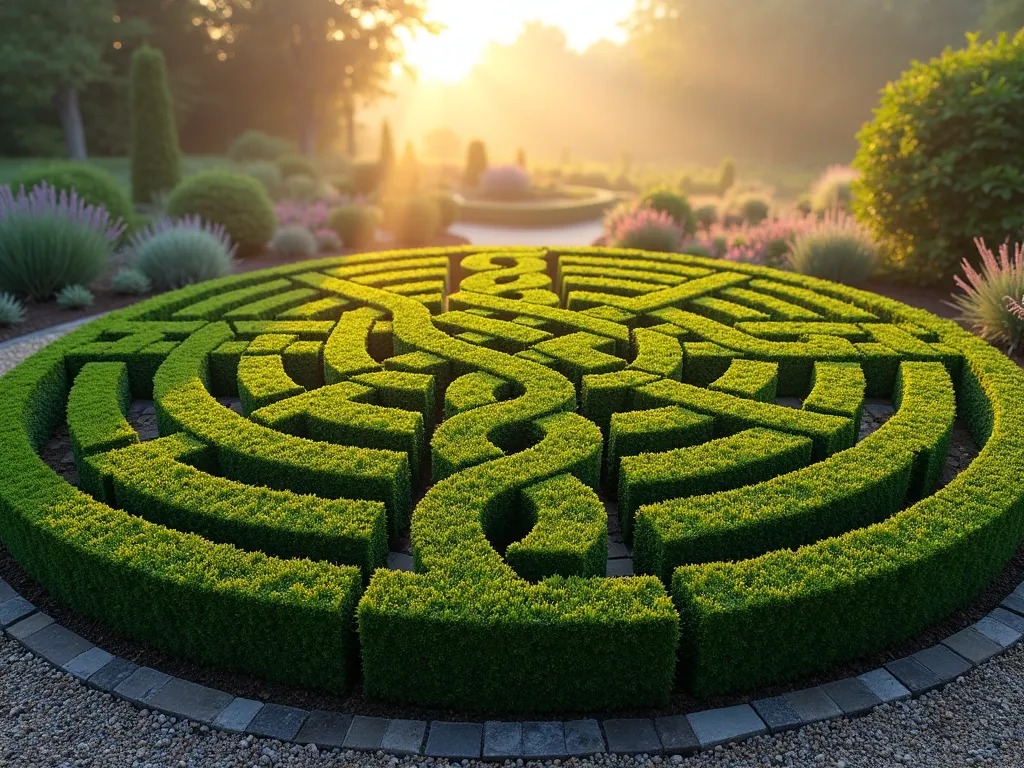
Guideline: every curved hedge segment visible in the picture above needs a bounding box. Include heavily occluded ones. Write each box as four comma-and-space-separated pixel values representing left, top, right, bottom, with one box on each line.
1, 245, 1021, 715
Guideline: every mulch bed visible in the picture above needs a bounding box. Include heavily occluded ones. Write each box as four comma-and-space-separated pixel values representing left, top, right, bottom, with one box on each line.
0, 232, 471, 345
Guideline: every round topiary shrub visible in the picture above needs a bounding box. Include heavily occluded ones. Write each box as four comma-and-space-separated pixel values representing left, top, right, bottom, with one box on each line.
386, 196, 441, 247
240, 161, 285, 201
277, 154, 318, 180
165, 170, 276, 255
1, 247, 1020, 722
227, 130, 292, 163
788, 210, 878, 284
638, 188, 696, 235
853, 31, 1024, 285
327, 204, 379, 249
478, 165, 531, 201
9, 162, 134, 227
739, 195, 771, 225
125, 215, 236, 291
464, 139, 488, 188
269, 225, 318, 258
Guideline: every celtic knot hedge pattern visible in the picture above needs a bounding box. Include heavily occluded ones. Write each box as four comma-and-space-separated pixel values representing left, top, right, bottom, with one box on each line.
1, 246, 1023, 715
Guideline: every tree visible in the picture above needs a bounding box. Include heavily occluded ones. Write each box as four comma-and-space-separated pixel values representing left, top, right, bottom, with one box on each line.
0, 0, 140, 159
464, 140, 488, 188
129, 46, 182, 204
515, 148, 527, 169
213, 1, 436, 156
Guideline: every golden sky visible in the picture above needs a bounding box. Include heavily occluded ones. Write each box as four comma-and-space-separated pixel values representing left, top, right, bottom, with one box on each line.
402, 0, 634, 82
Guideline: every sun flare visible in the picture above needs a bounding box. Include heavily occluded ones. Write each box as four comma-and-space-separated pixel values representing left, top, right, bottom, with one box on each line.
402, 0, 633, 84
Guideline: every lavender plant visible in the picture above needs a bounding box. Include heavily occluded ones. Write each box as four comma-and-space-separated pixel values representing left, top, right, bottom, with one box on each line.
0, 184, 125, 300
952, 238, 1024, 353
607, 208, 683, 252
787, 210, 877, 284
125, 215, 236, 292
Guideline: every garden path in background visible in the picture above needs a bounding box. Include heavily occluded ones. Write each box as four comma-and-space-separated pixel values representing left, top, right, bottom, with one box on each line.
449, 218, 605, 247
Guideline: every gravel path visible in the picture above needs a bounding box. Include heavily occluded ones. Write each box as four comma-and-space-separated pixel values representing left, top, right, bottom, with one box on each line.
3, 323, 1024, 767
3, 627, 1024, 768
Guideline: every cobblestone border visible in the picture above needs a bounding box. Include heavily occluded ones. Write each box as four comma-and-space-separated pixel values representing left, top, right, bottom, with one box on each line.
3, 573, 1023, 759
0, 312, 108, 352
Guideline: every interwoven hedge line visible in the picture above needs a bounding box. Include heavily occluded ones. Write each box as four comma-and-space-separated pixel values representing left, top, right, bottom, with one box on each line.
0, 245, 1020, 715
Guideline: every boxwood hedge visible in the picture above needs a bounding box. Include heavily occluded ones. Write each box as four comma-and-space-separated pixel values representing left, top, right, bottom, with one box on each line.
0, 245, 1020, 717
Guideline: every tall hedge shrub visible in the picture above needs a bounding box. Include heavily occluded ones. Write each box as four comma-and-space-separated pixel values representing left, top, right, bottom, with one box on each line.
464, 140, 488, 188
853, 31, 1024, 285
129, 46, 182, 206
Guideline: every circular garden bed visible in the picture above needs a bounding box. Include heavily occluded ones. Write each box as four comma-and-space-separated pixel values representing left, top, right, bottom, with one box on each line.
454, 187, 620, 227
1, 245, 1022, 720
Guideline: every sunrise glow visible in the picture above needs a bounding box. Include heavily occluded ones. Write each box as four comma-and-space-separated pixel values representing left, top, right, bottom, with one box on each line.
402, 0, 633, 83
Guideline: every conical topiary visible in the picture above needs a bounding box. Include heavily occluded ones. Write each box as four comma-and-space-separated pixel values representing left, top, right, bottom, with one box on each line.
129, 45, 182, 205
379, 120, 396, 185
464, 139, 488, 188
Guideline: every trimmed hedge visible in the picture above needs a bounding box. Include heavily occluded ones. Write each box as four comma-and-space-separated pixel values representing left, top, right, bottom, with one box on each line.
2, 243, 1020, 716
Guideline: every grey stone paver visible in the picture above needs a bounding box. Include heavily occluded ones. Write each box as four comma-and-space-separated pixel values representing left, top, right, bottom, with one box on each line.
344, 715, 390, 751
483, 721, 522, 759
602, 718, 660, 754
0, 579, 15, 602
783, 687, 841, 724
424, 721, 482, 759
114, 667, 171, 704
563, 719, 605, 756
20, 624, 92, 666
820, 678, 881, 716
607, 541, 630, 559
885, 657, 941, 695
975, 616, 1023, 648
1002, 586, 1024, 616
523, 721, 566, 758
687, 705, 767, 748
913, 644, 972, 683
296, 710, 352, 748
63, 647, 114, 680
387, 552, 414, 571
857, 668, 911, 703
212, 698, 264, 733
0, 597, 34, 628
146, 677, 234, 724
990, 607, 1024, 634
87, 657, 139, 692
381, 719, 427, 755
654, 715, 699, 754
751, 696, 802, 732
247, 703, 308, 741
942, 627, 1003, 664
605, 560, 634, 577
6, 612, 53, 640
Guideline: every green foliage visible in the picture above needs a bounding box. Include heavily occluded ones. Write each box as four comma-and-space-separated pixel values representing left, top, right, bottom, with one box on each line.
809, 165, 858, 214
315, 230, 342, 253
240, 161, 285, 200
464, 139, 488, 188
129, 46, 182, 206
284, 174, 318, 203
111, 268, 152, 296
695, 203, 719, 230
0, 292, 25, 325
951, 238, 1024, 352
739, 195, 771, 225
56, 284, 94, 309
350, 161, 382, 196
327, 204, 379, 248
434, 191, 458, 231
379, 120, 396, 181
386, 196, 441, 247
788, 210, 878, 285
638, 188, 696, 235
276, 153, 317, 179
9, 162, 133, 226
269, 226, 318, 258
227, 130, 292, 163
165, 170, 277, 254
853, 31, 1024, 285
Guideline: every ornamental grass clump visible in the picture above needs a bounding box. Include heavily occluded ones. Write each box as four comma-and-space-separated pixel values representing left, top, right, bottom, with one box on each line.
607, 208, 684, 252
0, 184, 125, 300
56, 284, 94, 309
269, 225, 318, 258
809, 164, 858, 214
126, 215, 236, 292
952, 238, 1024, 353
787, 210, 877, 285
111, 268, 152, 295
0, 293, 25, 325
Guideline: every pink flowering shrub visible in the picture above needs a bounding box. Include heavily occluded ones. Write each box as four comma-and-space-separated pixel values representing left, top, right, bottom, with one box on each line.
275, 195, 366, 232
479, 165, 532, 201
607, 208, 684, 253
951, 238, 1024, 352
699, 215, 817, 267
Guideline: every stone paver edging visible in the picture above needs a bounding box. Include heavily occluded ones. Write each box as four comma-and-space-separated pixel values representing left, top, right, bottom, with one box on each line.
2, 573, 1024, 760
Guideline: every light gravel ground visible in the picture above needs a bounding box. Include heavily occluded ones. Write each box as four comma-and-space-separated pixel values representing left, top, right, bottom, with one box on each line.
0, 328, 79, 375
3, 323, 1023, 767
2, 629, 1024, 768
